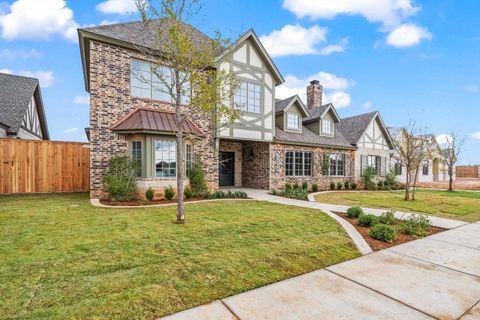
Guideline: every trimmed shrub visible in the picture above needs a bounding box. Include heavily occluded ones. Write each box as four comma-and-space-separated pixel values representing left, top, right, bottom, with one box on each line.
351, 182, 358, 190
102, 156, 138, 201
379, 210, 396, 225
362, 167, 376, 190
285, 182, 292, 192
189, 160, 208, 196
302, 181, 308, 190
369, 224, 396, 242
336, 182, 343, 190
164, 185, 175, 200
312, 183, 318, 192
377, 180, 384, 190
145, 187, 155, 201
347, 206, 364, 218
344, 180, 350, 190
385, 168, 401, 190
205, 190, 247, 199
184, 186, 193, 199
330, 182, 335, 190
293, 182, 300, 190
399, 214, 432, 237
358, 214, 378, 227
271, 188, 277, 195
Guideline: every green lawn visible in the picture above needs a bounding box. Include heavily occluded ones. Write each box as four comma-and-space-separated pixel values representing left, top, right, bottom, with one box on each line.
0, 193, 359, 320
314, 189, 480, 222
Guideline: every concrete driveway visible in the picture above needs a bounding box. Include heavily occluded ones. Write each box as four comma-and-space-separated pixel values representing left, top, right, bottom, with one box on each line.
161, 221, 480, 320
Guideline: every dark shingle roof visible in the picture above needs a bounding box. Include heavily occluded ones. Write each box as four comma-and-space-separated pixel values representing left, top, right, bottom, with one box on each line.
0, 72, 38, 133
337, 111, 378, 145
275, 124, 354, 149
80, 19, 216, 54
275, 96, 296, 113
303, 104, 332, 122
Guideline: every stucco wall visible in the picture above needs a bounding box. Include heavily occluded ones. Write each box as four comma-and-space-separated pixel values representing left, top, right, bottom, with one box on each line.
354, 147, 392, 181
0, 127, 6, 138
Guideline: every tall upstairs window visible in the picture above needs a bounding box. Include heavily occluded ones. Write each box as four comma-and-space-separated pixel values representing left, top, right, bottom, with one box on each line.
286, 112, 299, 130
234, 82, 261, 113
131, 59, 190, 104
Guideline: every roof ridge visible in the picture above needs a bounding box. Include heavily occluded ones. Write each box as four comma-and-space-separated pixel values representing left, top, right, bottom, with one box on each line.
0, 72, 39, 83
341, 111, 378, 120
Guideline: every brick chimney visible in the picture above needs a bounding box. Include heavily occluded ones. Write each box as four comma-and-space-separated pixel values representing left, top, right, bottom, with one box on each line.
307, 80, 323, 110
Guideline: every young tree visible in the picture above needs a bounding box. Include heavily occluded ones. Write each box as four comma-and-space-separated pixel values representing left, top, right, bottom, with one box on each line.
395, 123, 429, 201
134, 0, 240, 223
441, 132, 464, 192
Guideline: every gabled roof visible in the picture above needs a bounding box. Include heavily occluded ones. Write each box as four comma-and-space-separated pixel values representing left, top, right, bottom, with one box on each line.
275, 95, 308, 116
303, 103, 341, 123
216, 29, 284, 85
110, 107, 203, 136
338, 111, 394, 148
0, 72, 49, 139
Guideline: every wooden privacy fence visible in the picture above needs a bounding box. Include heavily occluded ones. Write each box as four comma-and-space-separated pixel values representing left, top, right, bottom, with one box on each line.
455, 165, 480, 178
0, 139, 90, 193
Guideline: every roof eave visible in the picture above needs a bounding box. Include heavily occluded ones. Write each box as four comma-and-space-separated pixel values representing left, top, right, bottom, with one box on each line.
273, 138, 356, 150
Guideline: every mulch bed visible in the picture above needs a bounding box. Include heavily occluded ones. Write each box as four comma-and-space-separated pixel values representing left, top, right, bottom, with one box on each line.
100, 197, 204, 206
334, 212, 446, 251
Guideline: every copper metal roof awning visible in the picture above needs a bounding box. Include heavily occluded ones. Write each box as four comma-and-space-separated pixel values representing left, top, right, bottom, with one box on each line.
110, 107, 203, 136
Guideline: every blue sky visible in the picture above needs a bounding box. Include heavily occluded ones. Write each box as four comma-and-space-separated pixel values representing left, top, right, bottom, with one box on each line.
0, 0, 479, 163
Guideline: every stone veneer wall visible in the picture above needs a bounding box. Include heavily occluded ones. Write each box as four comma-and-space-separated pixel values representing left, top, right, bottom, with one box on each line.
88, 40, 218, 198
269, 143, 355, 191
242, 141, 270, 190
219, 140, 243, 187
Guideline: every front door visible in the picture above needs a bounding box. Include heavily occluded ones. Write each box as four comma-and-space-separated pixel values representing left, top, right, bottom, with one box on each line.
219, 152, 235, 186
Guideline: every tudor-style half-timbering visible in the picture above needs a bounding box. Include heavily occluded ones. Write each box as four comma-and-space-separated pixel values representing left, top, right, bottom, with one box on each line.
358, 117, 391, 150
217, 30, 283, 142
21, 95, 43, 139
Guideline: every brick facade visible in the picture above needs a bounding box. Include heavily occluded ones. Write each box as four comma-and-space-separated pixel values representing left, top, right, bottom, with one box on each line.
219, 140, 243, 187
88, 41, 218, 198
242, 141, 270, 189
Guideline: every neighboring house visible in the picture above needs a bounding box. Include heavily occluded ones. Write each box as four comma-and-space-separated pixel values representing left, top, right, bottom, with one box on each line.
389, 128, 449, 183
78, 20, 393, 198
0, 73, 49, 140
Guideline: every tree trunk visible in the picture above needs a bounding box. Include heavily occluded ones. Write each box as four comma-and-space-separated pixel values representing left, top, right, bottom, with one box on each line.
404, 169, 410, 201
412, 168, 419, 201
176, 130, 185, 223
448, 168, 454, 192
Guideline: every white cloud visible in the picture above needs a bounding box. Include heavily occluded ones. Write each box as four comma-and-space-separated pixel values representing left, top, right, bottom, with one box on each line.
436, 134, 452, 145
363, 101, 373, 109
470, 132, 480, 140
0, 48, 42, 60
282, 0, 419, 28
100, 19, 119, 26
386, 24, 432, 47
73, 95, 89, 105
0, 69, 55, 87
96, 0, 137, 15
319, 37, 348, 55
0, 0, 79, 42
64, 128, 79, 134
465, 84, 479, 93
276, 72, 353, 108
0, 68, 12, 74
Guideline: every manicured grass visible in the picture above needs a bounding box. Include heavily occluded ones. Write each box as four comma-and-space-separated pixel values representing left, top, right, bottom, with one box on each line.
0, 193, 359, 320
314, 189, 480, 222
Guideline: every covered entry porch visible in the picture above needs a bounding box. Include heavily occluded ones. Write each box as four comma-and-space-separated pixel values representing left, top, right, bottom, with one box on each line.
218, 139, 270, 190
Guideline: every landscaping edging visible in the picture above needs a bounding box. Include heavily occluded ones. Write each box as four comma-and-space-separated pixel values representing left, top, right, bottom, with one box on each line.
91, 197, 251, 208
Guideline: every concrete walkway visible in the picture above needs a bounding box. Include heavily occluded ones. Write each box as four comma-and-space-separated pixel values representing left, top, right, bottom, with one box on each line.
161, 221, 480, 320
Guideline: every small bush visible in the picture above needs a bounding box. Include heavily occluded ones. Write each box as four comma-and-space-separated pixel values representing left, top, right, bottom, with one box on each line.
358, 214, 378, 227
344, 180, 350, 190
102, 156, 138, 201
362, 167, 376, 190
302, 181, 308, 190
205, 190, 247, 199
164, 185, 175, 200
145, 187, 155, 201
370, 224, 396, 242
285, 182, 292, 192
336, 182, 343, 190
379, 210, 396, 225
312, 183, 318, 192
271, 188, 277, 195
399, 214, 432, 237
385, 168, 401, 190
184, 186, 193, 199
377, 180, 384, 190
347, 206, 364, 218
189, 161, 208, 196
351, 182, 358, 190
330, 182, 335, 190
293, 182, 300, 190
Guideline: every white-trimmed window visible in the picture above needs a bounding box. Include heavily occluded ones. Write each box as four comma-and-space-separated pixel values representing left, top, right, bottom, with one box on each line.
234, 82, 261, 113
131, 140, 142, 177
186, 144, 193, 177
155, 140, 176, 177
321, 119, 333, 135
285, 151, 312, 176
286, 112, 299, 130
131, 59, 190, 104
324, 153, 345, 176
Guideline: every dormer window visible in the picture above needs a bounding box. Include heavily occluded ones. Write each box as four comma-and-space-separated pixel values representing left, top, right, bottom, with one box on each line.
321, 119, 333, 135
286, 112, 299, 130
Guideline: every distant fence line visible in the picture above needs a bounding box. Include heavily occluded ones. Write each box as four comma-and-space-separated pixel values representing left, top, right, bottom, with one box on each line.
455, 165, 480, 178
0, 139, 90, 194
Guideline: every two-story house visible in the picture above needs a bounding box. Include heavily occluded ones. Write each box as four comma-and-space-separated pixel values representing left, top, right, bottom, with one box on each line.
78, 20, 394, 199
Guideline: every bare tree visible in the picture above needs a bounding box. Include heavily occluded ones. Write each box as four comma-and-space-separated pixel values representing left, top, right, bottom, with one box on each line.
134, 0, 240, 223
441, 132, 464, 192
395, 123, 429, 201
